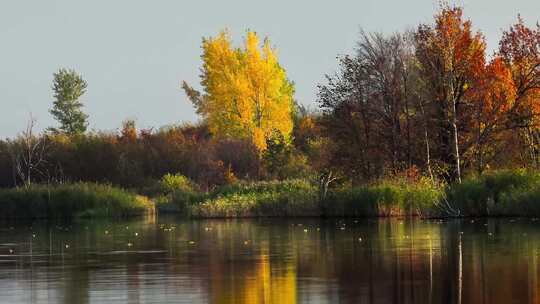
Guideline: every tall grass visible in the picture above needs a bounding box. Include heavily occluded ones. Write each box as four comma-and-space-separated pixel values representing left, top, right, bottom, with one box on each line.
323, 177, 443, 217
184, 178, 443, 218
151, 169, 540, 218
0, 183, 153, 219
190, 179, 319, 217
8, 171, 540, 219
446, 169, 540, 216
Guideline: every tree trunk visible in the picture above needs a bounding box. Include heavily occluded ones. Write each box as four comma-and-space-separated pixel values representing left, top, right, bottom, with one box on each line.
419, 100, 434, 182
451, 100, 462, 183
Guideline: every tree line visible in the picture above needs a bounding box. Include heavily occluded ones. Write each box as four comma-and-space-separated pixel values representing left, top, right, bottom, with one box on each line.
1, 5, 539, 190
319, 7, 540, 184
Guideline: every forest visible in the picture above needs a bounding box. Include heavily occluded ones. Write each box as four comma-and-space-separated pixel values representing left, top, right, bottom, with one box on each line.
2, 5, 540, 218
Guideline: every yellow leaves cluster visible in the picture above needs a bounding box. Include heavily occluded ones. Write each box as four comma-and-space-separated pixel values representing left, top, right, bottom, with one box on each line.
198, 30, 294, 151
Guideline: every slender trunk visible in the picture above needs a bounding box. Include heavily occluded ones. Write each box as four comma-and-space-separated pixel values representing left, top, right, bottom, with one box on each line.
27, 143, 32, 187
476, 114, 483, 175
533, 130, 540, 169
405, 98, 412, 169
425, 128, 434, 182
403, 73, 412, 169
255, 91, 263, 129
360, 108, 372, 180
419, 100, 434, 182
452, 100, 461, 183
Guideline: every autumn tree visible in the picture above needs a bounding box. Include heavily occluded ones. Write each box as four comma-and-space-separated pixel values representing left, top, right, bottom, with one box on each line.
318, 31, 418, 182
49, 68, 89, 135
463, 57, 516, 173
414, 6, 486, 182
120, 119, 137, 142
183, 30, 294, 151
499, 17, 540, 166
317, 6, 522, 182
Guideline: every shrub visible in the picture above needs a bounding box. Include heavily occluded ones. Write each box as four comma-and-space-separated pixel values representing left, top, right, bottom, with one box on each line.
159, 173, 196, 194
151, 174, 207, 215
0, 124, 264, 190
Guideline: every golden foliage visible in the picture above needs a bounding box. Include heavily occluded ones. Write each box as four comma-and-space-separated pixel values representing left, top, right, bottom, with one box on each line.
194, 30, 294, 151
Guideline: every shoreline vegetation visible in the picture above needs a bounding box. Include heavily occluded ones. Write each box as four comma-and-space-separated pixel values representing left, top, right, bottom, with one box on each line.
0, 183, 154, 219
3, 170, 540, 219
3, 6, 540, 220
157, 169, 540, 218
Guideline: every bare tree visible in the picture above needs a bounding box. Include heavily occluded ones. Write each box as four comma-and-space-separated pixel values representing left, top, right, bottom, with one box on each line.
9, 115, 48, 187
318, 31, 419, 181
318, 170, 338, 201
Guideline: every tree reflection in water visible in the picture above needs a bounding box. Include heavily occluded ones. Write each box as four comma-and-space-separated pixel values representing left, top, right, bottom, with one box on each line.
0, 217, 539, 303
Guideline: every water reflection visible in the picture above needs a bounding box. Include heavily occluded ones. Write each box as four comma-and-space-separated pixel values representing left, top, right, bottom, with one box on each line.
0, 217, 539, 303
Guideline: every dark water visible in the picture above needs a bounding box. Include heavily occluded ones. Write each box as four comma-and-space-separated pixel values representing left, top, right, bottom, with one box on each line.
0, 216, 539, 304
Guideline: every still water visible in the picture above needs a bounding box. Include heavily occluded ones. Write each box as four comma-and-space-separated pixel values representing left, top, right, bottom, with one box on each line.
0, 216, 538, 304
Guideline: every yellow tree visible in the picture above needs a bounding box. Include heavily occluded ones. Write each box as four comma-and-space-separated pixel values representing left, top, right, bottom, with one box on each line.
183, 30, 294, 151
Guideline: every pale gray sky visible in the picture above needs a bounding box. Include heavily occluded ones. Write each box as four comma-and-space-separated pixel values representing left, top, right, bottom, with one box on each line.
1, 0, 539, 138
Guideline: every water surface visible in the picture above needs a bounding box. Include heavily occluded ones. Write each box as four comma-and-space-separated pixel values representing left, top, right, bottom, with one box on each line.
0, 216, 538, 303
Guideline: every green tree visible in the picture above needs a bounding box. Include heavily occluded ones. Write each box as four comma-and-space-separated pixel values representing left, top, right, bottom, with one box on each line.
263, 130, 292, 179
49, 68, 89, 135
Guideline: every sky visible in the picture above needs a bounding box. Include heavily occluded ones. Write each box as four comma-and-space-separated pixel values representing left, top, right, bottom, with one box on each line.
1, 0, 539, 138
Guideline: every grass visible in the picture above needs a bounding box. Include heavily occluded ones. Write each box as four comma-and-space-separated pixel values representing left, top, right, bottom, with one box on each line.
321, 170, 540, 218
0, 182, 154, 219
446, 169, 540, 216
189, 179, 319, 217
5, 169, 540, 220
169, 177, 442, 218
322, 177, 444, 217
182, 171, 540, 218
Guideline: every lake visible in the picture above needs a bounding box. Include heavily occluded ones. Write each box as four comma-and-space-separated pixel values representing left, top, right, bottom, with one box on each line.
0, 216, 538, 303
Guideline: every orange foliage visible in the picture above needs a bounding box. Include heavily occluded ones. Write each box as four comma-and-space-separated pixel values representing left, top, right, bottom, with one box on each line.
499, 16, 540, 125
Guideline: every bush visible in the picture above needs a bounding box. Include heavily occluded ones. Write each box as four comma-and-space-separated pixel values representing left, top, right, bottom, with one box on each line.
0, 124, 264, 190
159, 173, 197, 194
151, 174, 205, 215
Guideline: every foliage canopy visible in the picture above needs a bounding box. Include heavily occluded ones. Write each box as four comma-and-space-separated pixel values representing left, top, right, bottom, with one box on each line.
184, 30, 294, 151
49, 68, 89, 135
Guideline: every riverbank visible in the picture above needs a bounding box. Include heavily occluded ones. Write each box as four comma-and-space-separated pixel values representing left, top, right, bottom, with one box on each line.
2, 170, 540, 219
158, 170, 540, 218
